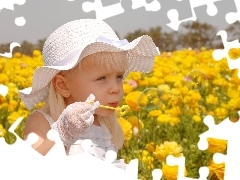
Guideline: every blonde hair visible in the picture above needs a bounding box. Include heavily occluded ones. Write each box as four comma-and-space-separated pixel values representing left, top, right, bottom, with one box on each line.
79, 51, 128, 73
42, 51, 127, 148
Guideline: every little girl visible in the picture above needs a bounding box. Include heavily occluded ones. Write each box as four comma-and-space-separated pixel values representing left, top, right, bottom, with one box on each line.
19, 19, 158, 162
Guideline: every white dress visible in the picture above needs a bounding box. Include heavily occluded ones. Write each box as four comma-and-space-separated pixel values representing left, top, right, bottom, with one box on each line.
35, 109, 126, 169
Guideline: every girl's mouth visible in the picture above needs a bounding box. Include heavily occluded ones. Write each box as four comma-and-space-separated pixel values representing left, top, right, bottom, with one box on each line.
108, 102, 118, 108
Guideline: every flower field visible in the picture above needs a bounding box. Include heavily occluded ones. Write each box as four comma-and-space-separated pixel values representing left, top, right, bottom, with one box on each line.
1, 48, 240, 179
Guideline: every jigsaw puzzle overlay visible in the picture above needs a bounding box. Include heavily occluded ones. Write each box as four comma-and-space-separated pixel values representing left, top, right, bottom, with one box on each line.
0, 0, 26, 27
0, 0, 25, 58
82, 0, 237, 30
0, 117, 139, 180
1, 0, 240, 179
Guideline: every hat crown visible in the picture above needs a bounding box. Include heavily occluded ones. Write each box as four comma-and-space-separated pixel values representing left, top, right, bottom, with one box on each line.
42, 19, 119, 66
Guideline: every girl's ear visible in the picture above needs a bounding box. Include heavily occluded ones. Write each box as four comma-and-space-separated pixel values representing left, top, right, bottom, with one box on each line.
52, 74, 70, 98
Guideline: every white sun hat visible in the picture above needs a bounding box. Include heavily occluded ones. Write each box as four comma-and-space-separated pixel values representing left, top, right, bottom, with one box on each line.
19, 18, 159, 110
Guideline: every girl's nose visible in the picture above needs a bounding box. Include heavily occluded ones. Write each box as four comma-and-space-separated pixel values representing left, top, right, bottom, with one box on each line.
108, 82, 120, 94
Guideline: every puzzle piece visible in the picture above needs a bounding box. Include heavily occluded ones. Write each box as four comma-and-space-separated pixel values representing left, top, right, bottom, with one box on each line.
0, 42, 21, 58
152, 169, 163, 180
166, 0, 216, 30
152, 0, 193, 25
0, 84, 8, 97
81, 139, 93, 153
167, 0, 237, 31
105, 150, 117, 164
194, 0, 237, 25
0, 116, 141, 180
83, 0, 192, 32
131, 0, 161, 12
0, 0, 26, 27
101, 0, 121, 7
198, 113, 240, 180
0, 0, 26, 11
225, 0, 240, 24
166, 155, 209, 179
212, 30, 240, 77
82, 0, 125, 20
14, 16, 25, 26
45, 129, 66, 157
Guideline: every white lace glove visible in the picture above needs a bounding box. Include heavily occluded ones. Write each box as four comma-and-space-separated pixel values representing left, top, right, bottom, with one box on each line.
51, 94, 100, 146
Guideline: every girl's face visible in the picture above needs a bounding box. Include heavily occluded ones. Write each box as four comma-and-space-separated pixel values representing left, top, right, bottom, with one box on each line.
63, 53, 126, 117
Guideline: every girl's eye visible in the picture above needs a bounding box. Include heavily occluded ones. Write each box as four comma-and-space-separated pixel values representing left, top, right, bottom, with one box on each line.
117, 75, 124, 79
97, 76, 106, 81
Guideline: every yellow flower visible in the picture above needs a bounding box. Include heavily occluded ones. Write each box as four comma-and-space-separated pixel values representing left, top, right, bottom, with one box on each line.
192, 115, 201, 123
208, 159, 225, 180
127, 72, 142, 81
127, 116, 144, 130
0, 124, 6, 137
123, 83, 133, 94
165, 107, 181, 117
7, 111, 21, 124
8, 99, 18, 112
147, 76, 160, 86
214, 107, 228, 120
138, 79, 149, 87
140, 150, 154, 170
190, 91, 201, 102
125, 91, 147, 111
162, 163, 187, 180
0, 93, 6, 103
206, 94, 218, 105
0, 73, 9, 84
13, 52, 21, 58
169, 116, 180, 126
32, 50, 41, 57
147, 109, 162, 117
157, 84, 170, 93
229, 48, 240, 59
227, 98, 240, 110
164, 75, 176, 84
145, 142, 155, 153
118, 117, 132, 141
207, 138, 227, 153
153, 141, 183, 162
227, 88, 240, 99
157, 114, 170, 124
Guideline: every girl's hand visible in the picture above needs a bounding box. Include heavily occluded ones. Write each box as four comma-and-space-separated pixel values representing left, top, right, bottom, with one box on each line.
51, 94, 100, 146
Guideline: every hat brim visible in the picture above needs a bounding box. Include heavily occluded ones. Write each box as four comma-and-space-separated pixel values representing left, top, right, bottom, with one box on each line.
19, 35, 159, 110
